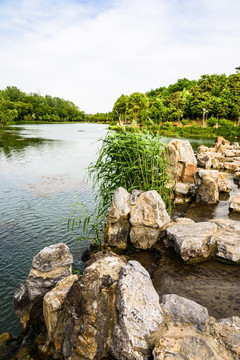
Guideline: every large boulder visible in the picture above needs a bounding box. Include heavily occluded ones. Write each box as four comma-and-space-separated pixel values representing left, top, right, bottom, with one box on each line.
111, 261, 164, 360
62, 252, 126, 360
14, 243, 73, 329
167, 140, 197, 183
129, 190, 170, 249
105, 187, 131, 249
165, 221, 217, 262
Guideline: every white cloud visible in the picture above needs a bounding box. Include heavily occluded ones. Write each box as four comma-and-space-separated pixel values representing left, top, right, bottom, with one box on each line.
0, 0, 239, 113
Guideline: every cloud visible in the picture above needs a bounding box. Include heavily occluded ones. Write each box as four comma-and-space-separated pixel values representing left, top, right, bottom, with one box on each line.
0, 0, 239, 113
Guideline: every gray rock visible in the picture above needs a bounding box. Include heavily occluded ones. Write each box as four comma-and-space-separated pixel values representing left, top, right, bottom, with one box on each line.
162, 294, 209, 325
166, 221, 217, 262
211, 219, 240, 263
111, 261, 164, 360
108, 187, 130, 223
32, 243, 73, 272
14, 243, 73, 329
130, 190, 170, 228
195, 169, 219, 204
130, 189, 143, 205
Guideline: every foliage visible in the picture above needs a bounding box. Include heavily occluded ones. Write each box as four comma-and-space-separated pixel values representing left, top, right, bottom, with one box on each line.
0, 86, 85, 126
69, 128, 172, 247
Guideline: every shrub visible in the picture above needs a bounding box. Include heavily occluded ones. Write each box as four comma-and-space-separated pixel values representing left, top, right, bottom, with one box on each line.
207, 116, 218, 127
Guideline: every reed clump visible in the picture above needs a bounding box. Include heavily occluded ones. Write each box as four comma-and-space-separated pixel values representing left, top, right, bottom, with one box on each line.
69, 128, 172, 247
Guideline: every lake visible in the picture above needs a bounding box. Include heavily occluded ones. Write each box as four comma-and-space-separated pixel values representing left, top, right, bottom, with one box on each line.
0, 123, 108, 335
0, 123, 224, 336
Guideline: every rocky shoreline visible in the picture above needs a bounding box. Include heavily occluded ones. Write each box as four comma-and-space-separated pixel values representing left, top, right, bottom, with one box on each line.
1, 136, 240, 359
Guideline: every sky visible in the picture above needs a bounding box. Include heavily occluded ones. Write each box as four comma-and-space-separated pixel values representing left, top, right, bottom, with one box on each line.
0, 0, 239, 114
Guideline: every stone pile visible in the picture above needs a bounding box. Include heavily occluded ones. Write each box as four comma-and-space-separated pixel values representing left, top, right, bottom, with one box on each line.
196, 136, 240, 171
105, 187, 170, 250
9, 244, 240, 360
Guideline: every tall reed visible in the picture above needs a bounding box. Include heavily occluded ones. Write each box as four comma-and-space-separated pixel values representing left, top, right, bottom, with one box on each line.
68, 127, 172, 247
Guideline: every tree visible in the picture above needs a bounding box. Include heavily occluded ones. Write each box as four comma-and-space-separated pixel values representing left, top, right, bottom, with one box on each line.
112, 94, 129, 123
128, 92, 149, 126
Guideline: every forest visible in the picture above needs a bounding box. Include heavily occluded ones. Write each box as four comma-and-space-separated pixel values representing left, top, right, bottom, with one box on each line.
0, 86, 85, 127
0, 73, 240, 131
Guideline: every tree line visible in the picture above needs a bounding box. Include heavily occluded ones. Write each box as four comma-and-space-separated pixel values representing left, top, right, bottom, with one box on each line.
110, 73, 240, 126
0, 86, 85, 128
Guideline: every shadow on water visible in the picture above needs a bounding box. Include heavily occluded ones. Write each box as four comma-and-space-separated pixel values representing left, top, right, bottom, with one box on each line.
0, 128, 52, 157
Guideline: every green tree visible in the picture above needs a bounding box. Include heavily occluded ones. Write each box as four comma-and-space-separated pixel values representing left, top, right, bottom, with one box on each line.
128, 92, 149, 126
112, 94, 129, 123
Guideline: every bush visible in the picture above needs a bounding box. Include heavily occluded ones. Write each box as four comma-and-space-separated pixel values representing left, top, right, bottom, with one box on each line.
207, 116, 218, 127
181, 118, 189, 126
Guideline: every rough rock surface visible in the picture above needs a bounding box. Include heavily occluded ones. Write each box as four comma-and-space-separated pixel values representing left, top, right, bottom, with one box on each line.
62, 252, 126, 360
213, 316, 240, 358
129, 190, 170, 249
195, 169, 219, 204
111, 261, 164, 360
167, 140, 197, 182
211, 219, 240, 263
43, 274, 78, 354
14, 243, 73, 329
162, 294, 209, 325
229, 193, 240, 213
166, 221, 217, 262
105, 187, 131, 249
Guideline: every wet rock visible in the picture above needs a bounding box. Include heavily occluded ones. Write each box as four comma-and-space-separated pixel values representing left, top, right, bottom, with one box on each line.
14, 243, 73, 329
162, 294, 209, 325
105, 188, 131, 249
111, 260, 164, 360
166, 221, 217, 262
167, 140, 197, 182
195, 169, 219, 204
62, 252, 126, 360
229, 193, 240, 213
130, 190, 170, 249
43, 274, 78, 355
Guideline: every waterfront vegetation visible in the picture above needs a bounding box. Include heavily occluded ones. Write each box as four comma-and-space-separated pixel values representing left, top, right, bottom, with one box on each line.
68, 128, 172, 247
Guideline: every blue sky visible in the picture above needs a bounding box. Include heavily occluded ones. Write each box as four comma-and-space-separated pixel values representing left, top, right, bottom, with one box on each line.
0, 0, 239, 113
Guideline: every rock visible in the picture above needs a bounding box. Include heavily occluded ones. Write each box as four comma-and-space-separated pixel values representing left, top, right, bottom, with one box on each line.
14, 243, 73, 329
218, 172, 231, 193
181, 162, 197, 183
196, 144, 211, 154
153, 325, 234, 360
197, 153, 212, 169
167, 140, 197, 182
129, 189, 143, 205
162, 294, 209, 325
43, 274, 78, 355
229, 193, 240, 213
174, 182, 192, 196
130, 190, 170, 228
107, 187, 130, 223
105, 187, 131, 249
224, 160, 240, 171
129, 190, 170, 249
233, 170, 240, 181
213, 317, 240, 358
111, 261, 164, 360
195, 169, 219, 204
130, 226, 160, 249
62, 252, 126, 360
166, 221, 217, 262
210, 219, 240, 263
105, 218, 130, 249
